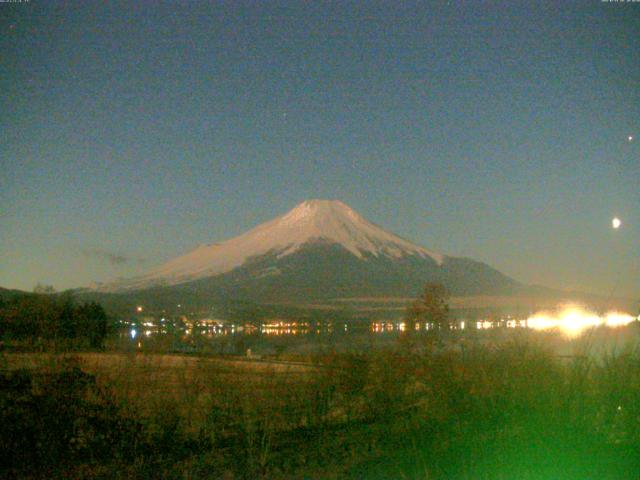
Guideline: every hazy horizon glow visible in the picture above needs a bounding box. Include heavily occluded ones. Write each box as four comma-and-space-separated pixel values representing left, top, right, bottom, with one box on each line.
1, 2, 638, 296
527, 305, 636, 338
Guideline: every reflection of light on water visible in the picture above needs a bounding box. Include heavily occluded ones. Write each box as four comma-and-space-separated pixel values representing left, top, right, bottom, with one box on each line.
260, 321, 312, 336
127, 308, 636, 340
477, 321, 493, 330
527, 306, 635, 338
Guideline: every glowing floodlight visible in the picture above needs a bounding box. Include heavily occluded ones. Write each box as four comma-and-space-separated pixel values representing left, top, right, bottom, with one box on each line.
527, 306, 634, 338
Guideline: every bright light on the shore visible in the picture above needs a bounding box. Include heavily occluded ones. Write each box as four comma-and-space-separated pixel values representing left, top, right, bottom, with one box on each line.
612, 217, 621, 229
604, 312, 635, 328
527, 306, 635, 338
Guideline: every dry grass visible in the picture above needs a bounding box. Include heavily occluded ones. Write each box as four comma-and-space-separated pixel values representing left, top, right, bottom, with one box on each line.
1, 352, 316, 431
3, 328, 640, 478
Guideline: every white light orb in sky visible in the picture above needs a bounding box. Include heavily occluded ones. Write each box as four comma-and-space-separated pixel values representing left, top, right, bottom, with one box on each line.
612, 217, 621, 229
628, 135, 634, 142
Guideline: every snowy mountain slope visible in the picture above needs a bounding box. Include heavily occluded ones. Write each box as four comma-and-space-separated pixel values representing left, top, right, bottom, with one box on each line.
98, 200, 445, 292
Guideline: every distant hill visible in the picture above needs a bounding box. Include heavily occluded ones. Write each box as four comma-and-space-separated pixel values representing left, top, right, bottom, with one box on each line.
0, 286, 33, 300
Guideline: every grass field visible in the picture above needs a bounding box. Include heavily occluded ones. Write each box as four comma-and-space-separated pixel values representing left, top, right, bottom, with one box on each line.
2, 327, 640, 479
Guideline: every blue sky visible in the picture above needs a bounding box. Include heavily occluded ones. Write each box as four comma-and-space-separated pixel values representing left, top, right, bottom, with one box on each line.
1, 1, 638, 297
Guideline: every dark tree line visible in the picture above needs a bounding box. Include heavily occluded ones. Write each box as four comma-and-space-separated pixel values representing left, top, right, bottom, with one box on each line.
0, 293, 108, 348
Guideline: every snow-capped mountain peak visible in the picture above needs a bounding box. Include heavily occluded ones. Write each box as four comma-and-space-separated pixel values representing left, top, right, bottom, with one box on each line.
98, 200, 443, 291
270, 199, 441, 261
280, 199, 361, 225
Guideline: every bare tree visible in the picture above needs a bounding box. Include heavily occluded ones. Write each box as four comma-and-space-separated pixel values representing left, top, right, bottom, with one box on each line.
406, 283, 450, 333
33, 283, 56, 294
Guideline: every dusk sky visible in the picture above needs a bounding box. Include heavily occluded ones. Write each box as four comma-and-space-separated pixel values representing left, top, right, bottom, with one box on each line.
1, 1, 638, 297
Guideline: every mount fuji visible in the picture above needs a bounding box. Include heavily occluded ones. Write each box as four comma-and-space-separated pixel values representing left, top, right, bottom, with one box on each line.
95, 200, 519, 302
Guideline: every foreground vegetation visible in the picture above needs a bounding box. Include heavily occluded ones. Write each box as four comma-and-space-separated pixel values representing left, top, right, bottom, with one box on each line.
2, 331, 640, 479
